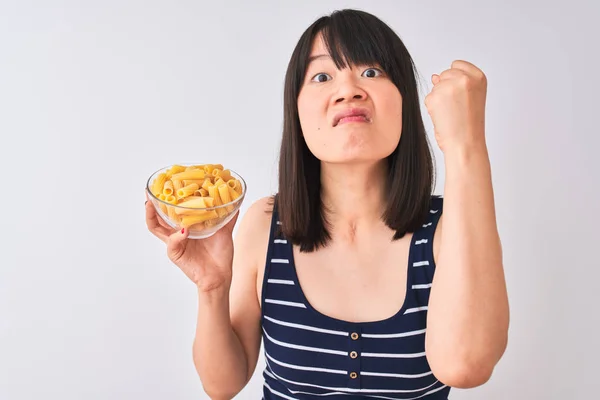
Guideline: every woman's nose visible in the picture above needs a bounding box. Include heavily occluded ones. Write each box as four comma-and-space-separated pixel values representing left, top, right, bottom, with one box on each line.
335, 92, 364, 103
333, 76, 368, 104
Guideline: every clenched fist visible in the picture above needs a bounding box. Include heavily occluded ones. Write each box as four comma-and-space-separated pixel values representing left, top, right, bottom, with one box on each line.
425, 60, 488, 155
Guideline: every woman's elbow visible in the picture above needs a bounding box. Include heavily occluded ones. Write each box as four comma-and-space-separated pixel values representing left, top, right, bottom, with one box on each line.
433, 362, 494, 389
202, 385, 241, 400
427, 333, 508, 388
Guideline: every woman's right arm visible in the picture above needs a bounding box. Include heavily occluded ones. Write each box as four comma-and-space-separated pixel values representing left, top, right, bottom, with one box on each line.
192, 198, 271, 399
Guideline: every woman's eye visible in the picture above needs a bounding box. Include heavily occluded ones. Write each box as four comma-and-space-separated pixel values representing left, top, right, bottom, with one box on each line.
362, 68, 383, 78
311, 73, 331, 83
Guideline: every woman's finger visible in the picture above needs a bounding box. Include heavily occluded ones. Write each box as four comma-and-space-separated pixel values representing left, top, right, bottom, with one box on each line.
146, 190, 178, 232
155, 209, 174, 230
145, 200, 174, 242
146, 189, 177, 230
166, 227, 190, 263
221, 210, 240, 236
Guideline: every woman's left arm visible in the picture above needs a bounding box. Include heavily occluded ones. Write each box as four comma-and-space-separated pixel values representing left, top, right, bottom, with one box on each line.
423, 60, 510, 388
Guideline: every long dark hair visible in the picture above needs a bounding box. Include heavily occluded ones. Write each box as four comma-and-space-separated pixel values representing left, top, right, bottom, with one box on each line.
276, 9, 436, 252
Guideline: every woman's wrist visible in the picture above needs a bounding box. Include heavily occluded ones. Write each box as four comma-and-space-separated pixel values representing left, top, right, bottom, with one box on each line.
197, 281, 231, 303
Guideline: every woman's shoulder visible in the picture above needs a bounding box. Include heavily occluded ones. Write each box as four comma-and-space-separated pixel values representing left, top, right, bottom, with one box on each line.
234, 195, 276, 259
243, 195, 276, 224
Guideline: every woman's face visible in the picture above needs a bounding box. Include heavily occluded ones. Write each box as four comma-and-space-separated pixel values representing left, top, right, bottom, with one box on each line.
297, 34, 403, 164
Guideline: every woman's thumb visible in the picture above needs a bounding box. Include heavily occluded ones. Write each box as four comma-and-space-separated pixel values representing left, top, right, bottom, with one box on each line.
222, 210, 240, 235
167, 227, 189, 262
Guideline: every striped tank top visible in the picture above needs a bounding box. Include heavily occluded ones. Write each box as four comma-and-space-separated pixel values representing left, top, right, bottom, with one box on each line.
260, 195, 450, 399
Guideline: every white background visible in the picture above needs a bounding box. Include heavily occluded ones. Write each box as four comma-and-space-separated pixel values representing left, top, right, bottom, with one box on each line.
1, 0, 598, 399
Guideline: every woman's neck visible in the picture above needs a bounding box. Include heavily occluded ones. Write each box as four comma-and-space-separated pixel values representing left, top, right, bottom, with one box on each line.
320, 160, 389, 243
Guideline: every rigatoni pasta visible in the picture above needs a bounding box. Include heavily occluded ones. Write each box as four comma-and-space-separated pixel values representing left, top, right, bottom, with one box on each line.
163, 180, 174, 196
149, 164, 244, 229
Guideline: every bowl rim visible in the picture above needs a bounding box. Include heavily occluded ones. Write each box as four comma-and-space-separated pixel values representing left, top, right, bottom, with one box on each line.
146, 163, 247, 211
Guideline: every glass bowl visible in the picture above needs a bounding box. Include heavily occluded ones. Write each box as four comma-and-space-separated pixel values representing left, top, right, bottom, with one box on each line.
146, 163, 246, 239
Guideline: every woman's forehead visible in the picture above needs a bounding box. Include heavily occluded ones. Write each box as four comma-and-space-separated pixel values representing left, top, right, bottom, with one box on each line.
309, 33, 328, 56
305, 30, 385, 71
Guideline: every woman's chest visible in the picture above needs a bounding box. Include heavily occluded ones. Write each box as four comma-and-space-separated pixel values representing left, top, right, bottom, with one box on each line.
291, 234, 413, 323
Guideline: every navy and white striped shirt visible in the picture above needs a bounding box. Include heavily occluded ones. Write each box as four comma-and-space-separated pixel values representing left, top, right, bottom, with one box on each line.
260, 196, 450, 399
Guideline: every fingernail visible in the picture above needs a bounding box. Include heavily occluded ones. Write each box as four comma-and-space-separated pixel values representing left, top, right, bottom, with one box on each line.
181, 228, 185, 234
145, 200, 148, 205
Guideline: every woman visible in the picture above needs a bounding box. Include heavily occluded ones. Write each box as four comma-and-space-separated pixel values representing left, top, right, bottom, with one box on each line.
145, 9, 509, 400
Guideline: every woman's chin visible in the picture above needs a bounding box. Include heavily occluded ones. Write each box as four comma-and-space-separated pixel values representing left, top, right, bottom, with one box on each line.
308, 137, 397, 164
318, 151, 392, 165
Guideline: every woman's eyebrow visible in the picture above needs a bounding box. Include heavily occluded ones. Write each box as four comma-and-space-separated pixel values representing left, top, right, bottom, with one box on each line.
307, 54, 331, 64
